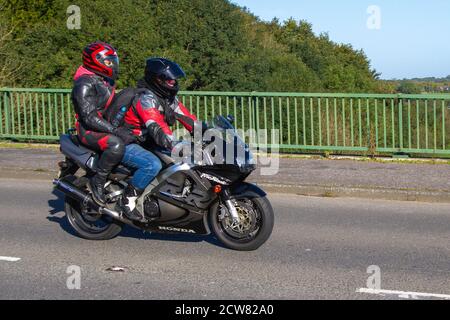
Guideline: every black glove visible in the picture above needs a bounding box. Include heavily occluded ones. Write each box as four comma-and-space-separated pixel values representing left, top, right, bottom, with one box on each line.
114, 127, 137, 145
191, 121, 209, 135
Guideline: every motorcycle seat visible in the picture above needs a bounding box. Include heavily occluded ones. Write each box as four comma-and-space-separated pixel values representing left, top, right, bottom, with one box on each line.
60, 134, 133, 176
60, 134, 95, 168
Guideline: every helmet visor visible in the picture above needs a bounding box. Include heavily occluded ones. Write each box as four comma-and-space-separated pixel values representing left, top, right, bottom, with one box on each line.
164, 63, 186, 80
103, 56, 119, 67
103, 56, 119, 80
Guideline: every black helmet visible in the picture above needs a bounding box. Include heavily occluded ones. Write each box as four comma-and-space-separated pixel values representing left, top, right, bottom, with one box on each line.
144, 58, 186, 99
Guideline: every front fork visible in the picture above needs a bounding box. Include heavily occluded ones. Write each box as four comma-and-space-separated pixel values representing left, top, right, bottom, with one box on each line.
221, 188, 240, 224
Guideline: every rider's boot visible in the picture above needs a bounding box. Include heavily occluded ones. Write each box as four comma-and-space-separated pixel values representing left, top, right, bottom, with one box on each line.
88, 168, 109, 205
119, 184, 147, 223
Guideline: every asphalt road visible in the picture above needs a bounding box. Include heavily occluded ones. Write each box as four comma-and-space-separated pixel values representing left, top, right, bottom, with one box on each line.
0, 178, 449, 300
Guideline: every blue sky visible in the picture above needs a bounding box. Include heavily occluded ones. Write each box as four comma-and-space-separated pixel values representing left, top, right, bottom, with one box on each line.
232, 0, 450, 80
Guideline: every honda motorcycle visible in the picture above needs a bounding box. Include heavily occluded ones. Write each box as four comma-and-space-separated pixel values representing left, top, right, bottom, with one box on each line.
53, 115, 274, 251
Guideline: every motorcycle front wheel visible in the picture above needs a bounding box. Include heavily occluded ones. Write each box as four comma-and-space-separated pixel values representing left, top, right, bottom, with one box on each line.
64, 176, 123, 240
209, 196, 274, 251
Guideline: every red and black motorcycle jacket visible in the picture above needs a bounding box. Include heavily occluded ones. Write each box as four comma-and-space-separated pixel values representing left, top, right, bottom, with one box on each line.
71, 66, 116, 134
123, 87, 198, 150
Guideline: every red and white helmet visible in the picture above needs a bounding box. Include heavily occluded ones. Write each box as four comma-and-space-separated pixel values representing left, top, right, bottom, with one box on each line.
82, 41, 119, 81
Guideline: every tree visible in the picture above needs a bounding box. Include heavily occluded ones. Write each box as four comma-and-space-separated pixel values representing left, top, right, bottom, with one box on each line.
2, 0, 381, 93
0, 1, 22, 87
397, 81, 422, 94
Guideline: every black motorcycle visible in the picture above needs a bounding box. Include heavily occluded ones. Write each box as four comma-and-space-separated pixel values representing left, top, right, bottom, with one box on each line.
53, 115, 274, 251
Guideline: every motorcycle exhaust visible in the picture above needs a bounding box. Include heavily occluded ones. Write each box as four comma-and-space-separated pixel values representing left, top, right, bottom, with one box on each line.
53, 178, 100, 210
52, 179, 128, 223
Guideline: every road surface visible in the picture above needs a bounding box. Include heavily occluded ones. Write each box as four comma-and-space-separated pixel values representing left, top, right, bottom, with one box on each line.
0, 178, 449, 300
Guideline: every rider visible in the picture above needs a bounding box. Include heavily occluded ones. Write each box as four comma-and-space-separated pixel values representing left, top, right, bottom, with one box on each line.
115, 58, 200, 219
71, 42, 136, 205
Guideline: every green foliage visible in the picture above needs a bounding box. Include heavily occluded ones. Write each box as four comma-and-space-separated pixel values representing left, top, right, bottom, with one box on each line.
397, 81, 422, 94
2, 0, 380, 92
385, 77, 450, 94
2, 0, 57, 26
0, 4, 21, 86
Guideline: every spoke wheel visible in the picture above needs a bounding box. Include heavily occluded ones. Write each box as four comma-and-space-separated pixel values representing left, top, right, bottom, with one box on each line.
220, 200, 260, 240
64, 176, 123, 240
209, 196, 274, 251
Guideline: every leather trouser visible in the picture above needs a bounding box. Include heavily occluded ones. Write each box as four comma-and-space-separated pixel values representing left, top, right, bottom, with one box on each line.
77, 124, 125, 175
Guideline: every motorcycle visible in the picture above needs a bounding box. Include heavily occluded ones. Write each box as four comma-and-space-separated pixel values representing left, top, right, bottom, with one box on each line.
53, 115, 274, 251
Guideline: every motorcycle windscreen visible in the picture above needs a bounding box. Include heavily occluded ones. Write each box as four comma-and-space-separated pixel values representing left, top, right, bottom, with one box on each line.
208, 129, 254, 167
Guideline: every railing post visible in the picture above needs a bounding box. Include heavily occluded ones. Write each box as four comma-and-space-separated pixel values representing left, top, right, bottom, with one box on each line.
398, 94, 403, 150
251, 91, 258, 147
366, 98, 371, 155
393, 93, 409, 158
4, 91, 11, 135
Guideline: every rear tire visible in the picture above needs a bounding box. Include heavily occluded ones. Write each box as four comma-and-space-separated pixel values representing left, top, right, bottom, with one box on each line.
209, 196, 274, 251
64, 176, 123, 240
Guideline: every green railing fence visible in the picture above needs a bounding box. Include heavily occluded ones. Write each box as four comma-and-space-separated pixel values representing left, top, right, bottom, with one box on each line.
1, 88, 449, 157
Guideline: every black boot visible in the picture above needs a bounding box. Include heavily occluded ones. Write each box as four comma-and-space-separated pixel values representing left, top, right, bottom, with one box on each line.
88, 170, 108, 205
119, 185, 147, 223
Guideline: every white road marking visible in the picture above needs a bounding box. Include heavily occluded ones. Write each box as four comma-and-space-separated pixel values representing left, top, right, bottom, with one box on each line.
0, 256, 21, 262
357, 288, 450, 300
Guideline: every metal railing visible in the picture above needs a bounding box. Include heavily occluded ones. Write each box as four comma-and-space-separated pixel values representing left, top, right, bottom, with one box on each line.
1, 88, 449, 157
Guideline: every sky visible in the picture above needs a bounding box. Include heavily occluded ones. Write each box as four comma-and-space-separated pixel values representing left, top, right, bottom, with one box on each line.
232, 0, 450, 80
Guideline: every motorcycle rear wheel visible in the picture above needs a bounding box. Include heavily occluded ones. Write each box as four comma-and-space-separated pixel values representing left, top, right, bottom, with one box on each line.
209, 196, 274, 251
64, 176, 123, 240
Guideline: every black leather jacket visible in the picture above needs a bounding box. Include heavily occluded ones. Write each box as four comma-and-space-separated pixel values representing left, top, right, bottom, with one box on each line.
71, 74, 116, 133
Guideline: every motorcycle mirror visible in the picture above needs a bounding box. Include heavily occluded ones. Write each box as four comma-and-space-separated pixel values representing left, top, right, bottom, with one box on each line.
226, 115, 235, 123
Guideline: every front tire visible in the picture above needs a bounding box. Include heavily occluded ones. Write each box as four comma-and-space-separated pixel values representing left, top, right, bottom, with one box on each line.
209, 196, 274, 251
64, 176, 123, 240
